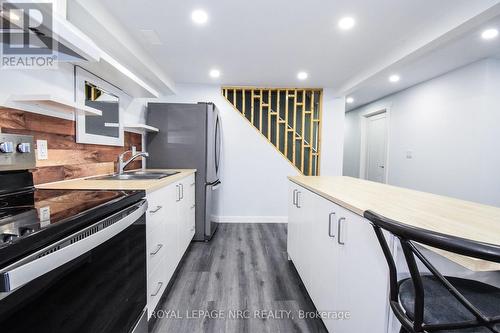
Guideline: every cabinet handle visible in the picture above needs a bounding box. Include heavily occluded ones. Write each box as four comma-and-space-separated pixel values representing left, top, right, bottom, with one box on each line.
191, 204, 195, 209
292, 189, 297, 206
328, 212, 336, 238
150, 244, 163, 256
149, 206, 162, 214
151, 281, 164, 297
296, 191, 301, 208
337, 217, 346, 245
190, 182, 195, 187
180, 183, 184, 200
176, 185, 180, 202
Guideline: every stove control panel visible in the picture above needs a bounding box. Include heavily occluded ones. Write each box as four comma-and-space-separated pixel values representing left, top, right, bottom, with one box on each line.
0, 134, 36, 171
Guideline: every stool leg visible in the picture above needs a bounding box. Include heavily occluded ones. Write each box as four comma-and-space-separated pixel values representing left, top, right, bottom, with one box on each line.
399, 328, 408, 333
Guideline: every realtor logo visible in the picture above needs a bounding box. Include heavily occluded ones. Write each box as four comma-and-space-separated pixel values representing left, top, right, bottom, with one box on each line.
1, 1, 57, 69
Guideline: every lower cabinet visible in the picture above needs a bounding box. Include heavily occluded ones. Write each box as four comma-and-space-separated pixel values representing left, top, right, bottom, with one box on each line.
288, 181, 390, 333
146, 173, 196, 319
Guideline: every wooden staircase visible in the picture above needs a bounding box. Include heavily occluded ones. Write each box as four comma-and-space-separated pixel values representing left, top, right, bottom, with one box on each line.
222, 87, 322, 175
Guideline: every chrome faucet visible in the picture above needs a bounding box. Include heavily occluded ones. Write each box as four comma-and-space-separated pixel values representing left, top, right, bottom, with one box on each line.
118, 150, 149, 174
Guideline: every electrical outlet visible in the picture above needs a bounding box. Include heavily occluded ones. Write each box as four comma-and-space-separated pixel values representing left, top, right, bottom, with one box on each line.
406, 150, 413, 159
37, 140, 48, 160
39, 206, 50, 221
131, 146, 137, 155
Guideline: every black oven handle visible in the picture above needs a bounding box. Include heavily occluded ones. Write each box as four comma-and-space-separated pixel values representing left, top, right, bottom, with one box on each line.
0, 200, 147, 293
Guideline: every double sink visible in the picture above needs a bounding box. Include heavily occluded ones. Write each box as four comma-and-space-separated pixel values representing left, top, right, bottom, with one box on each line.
90, 170, 180, 181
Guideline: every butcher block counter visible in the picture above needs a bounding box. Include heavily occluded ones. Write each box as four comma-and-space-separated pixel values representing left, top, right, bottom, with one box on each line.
36, 169, 196, 194
288, 176, 500, 271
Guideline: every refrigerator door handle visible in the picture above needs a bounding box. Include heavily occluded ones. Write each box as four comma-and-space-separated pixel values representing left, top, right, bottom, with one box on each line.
215, 116, 221, 175
207, 180, 221, 190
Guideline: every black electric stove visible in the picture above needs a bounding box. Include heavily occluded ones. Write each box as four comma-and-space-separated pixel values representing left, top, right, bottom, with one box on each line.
0, 185, 145, 267
0, 133, 148, 333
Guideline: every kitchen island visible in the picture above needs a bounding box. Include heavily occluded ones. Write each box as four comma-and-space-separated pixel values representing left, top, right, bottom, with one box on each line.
287, 176, 500, 333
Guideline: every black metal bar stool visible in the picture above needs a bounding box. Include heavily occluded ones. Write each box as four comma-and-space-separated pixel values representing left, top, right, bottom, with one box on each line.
364, 210, 500, 333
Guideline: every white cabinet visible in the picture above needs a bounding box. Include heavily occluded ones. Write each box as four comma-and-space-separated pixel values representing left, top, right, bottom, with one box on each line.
333, 207, 390, 333
175, 174, 196, 264
145, 173, 196, 319
287, 181, 390, 333
288, 183, 305, 277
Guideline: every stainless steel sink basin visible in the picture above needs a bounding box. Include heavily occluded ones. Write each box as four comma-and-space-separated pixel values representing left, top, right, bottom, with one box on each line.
89, 171, 179, 181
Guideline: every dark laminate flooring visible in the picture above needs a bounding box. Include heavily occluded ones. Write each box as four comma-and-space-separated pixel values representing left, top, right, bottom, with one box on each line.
151, 223, 327, 333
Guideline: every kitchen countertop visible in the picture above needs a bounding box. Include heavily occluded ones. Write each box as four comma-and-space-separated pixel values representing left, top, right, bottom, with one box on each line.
289, 176, 500, 271
36, 169, 196, 194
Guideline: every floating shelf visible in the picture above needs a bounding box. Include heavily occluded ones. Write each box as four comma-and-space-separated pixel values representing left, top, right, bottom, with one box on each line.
10, 94, 102, 116
123, 124, 159, 133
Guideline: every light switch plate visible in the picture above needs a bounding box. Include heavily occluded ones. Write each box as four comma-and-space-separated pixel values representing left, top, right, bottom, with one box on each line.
37, 140, 48, 160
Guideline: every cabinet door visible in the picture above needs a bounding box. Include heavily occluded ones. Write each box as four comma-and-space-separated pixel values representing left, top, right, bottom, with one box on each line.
294, 188, 313, 290
186, 176, 196, 238
177, 175, 195, 253
334, 208, 390, 333
288, 184, 313, 289
307, 195, 340, 333
287, 183, 301, 263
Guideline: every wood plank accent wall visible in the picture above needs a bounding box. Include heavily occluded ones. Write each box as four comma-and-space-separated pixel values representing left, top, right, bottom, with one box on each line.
222, 87, 322, 176
0, 108, 142, 185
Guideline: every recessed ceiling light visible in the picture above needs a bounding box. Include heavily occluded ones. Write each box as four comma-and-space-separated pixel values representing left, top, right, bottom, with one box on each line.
297, 71, 308, 80
338, 17, 355, 30
346, 97, 354, 104
481, 28, 498, 40
209, 69, 220, 78
389, 74, 400, 83
191, 9, 208, 25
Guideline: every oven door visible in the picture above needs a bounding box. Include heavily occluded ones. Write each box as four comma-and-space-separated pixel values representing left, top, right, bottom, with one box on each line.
0, 200, 147, 333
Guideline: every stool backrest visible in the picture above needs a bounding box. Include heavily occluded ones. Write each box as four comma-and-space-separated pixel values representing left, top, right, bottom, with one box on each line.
364, 210, 500, 333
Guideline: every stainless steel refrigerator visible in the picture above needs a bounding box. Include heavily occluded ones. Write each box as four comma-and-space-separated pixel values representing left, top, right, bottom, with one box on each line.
146, 102, 221, 241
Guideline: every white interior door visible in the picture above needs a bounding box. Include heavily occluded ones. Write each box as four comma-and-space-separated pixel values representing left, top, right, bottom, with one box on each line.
365, 113, 387, 183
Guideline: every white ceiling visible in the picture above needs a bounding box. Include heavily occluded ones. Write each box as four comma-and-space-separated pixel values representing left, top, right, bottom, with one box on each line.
344, 9, 500, 110
98, 0, 500, 99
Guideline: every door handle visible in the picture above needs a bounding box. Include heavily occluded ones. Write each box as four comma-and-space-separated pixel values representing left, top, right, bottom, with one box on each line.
292, 189, 298, 206
150, 244, 163, 256
296, 191, 301, 208
337, 217, 346, 245
151, 281, 164, 297
149, 206, 162, 214
328, 212, 336, 238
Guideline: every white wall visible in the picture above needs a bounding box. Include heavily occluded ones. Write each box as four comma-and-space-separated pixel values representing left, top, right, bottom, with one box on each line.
321, 91, 345, 175
153, 84, 344, 222
343, 59, 500, 207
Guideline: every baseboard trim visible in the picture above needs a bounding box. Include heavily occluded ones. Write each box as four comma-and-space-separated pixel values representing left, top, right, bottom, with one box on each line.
213, 216, 288, 223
